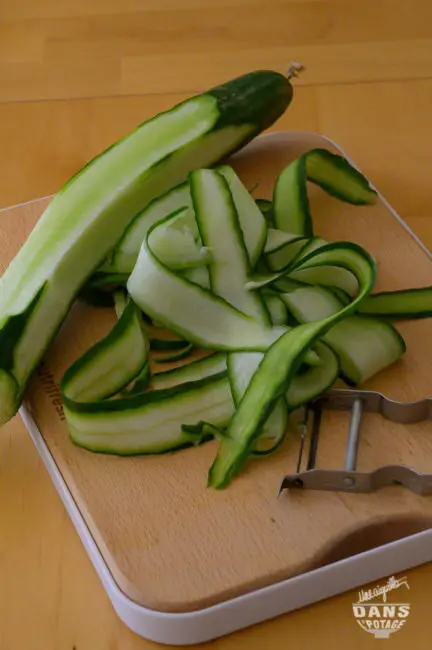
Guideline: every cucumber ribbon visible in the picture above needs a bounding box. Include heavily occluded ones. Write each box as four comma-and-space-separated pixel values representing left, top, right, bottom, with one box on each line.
52, 152, 429, 489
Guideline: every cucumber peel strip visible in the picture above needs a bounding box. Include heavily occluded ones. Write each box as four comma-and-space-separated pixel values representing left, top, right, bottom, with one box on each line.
208, 241, 376, 488
358, 286, 432, 320
61, 301, 235, 454
280, 285, 406, 385
273, 147, 378, 237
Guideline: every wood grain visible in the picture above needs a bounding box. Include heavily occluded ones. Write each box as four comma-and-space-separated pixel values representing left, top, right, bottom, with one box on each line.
0, 0, 432, 647
1, 1, 432, 101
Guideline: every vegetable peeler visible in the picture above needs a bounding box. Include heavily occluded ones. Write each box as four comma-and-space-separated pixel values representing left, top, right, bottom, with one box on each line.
279, 389, 432, 496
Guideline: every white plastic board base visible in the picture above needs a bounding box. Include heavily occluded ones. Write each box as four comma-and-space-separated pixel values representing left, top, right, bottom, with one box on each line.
16, 131, 432, 646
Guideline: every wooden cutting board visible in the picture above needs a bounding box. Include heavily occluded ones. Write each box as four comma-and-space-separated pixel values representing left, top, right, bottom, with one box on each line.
1, 131, 431, 614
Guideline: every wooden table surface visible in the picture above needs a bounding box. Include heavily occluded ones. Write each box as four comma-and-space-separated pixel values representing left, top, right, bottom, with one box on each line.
0, 1, 431, 648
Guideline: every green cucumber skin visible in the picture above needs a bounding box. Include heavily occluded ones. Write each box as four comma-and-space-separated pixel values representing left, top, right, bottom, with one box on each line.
0, 69, 293, 424
208, 242, 376, 488
150, 338, 189, 351
190, 168, 269, 323
271, 147, 377, 241
255, 198, 274, 224
285, 341, 339, 409
155, 343, 195, 364
358, 287, 432, 320
91, 70, 292, 278
0, 285, 44, 374
208, 70, 293, 134
128, 213, 288, 353
151, 353, 227, 390
97, 70, 292, 278
273, 156, 312, 237
64, 368, 227, 415
70, 433, 208, 457
66, 371, 234, 455
306, 148, 377, 205
207, 324, 326, 488
330, 317, 407, 387
280, 286, 406, 385
123, 363, 151, 395
60, 71, 291, 199
61, 298, 148, 403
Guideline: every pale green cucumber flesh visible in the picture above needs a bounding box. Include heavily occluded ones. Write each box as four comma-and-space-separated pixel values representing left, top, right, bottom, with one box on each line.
182, 265, 211, 289
266, 238, 309, 271
264, 228, 304, 254
286, 341, 339, 409
323, 316, 406, 385
67, 372, 234, 455
217, 166, 267, 267
191, 168, 268, 323
0, 117, 254, 423
306, 148, 377, 204
264, 294, 288, 325
208, 242, 376, 488
208, 322, 332, 488
105, 181, 192, 274
190, 168, 288, 447
151, 353, 227, 390
227, 351, 287, 445
272, 148, 377, 240
61, 298, 148, 403
358, 287, 432, 319
280, 285, 406, 385
273, 157, 311, 236
127, 218, 287, 352
288, 265, 358, 296
148, 207, 209, 271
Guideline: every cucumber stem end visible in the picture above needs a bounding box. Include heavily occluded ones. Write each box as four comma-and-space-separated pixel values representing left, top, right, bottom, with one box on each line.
287, 61, 305, 80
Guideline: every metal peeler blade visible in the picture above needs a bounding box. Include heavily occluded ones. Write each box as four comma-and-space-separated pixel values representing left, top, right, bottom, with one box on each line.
279, 389, 432, 496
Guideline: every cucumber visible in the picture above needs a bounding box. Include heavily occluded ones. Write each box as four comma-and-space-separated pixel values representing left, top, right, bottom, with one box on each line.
0, 69, 294, 424
208, 241, 377, 488
61, 299, 234, 453
4, 106, 421, 492
190, 168, 287, 445
150, 337, 190, 351
307, 149, 378, 204
128, 170, 325, 358
249, 237, 359, 297
153, 342, 195, 364
190, 168, 268, 322
66, 372, 234, 455
182, 265, 211, 289
273, 148, 377, 237
265, 236, 309, 271
146, 207, 209, 271
286, 341, 339, 409
358, 287, 432, 320
62, 294, 149, 404
97, 164, 267, 279
268, 234, 359, 296
217, 166, 268, 268
100, 181, 192, 275
264, 293, 288, 325
128, 212, 287, 352
151, 353, 227, 390
280, 286, 406, 385
255, 198, 274, 224
264, 228, 305, 255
